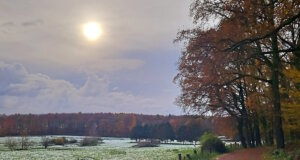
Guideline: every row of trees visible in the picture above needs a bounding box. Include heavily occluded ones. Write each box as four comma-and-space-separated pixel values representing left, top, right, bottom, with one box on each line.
5, 136, 31, 151
130, 120, 211, 142
0, 113, 236, 138
4, 136, 100, 151
175, 0, 300, 149
130, 123, 175, 142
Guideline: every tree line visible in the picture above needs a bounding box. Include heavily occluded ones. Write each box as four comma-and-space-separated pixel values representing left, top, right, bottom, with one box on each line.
130, 120, 209, 142
0, 113, 235, 139
175, 0, 300, 149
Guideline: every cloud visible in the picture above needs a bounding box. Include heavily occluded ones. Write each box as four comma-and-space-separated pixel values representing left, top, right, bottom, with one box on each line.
22, 19, 44, 27
0, 22, 14, 27
0, 0, 188, 115
0, 62, 156, 114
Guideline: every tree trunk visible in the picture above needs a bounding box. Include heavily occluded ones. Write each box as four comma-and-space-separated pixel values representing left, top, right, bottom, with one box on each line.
237, 118, 247, 148
233, 93, 247, 148
254, 114, 262, 146
249, 121, 255, 147
267, 0, 285, 148
239, 83, 254, 147
268, 128, 274, 145
271, 33, 285, 149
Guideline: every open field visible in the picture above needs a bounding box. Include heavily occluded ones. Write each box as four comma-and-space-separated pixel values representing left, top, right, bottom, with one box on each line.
0, 136, 196, 160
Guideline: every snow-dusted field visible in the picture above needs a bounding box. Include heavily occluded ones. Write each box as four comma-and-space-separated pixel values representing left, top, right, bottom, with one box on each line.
0, 136, 196, 160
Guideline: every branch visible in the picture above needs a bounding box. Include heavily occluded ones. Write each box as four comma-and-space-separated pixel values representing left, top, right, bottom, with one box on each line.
228, 72, 272, 84
225, 11, 300, 52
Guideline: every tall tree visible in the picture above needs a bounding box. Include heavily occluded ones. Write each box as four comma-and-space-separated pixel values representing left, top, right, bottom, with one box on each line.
176, 0, 300, 148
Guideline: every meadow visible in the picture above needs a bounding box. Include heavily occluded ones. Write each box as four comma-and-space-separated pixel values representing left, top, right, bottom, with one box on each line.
0, 136, 196, 160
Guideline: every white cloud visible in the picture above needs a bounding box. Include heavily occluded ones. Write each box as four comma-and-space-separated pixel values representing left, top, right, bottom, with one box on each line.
0, 62, 156, 114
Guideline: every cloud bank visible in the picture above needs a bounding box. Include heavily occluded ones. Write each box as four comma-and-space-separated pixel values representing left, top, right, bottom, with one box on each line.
0, 0, 190, 115
0, 62, 160, 114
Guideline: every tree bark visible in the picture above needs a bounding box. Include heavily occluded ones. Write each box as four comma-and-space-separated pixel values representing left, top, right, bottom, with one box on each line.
249, 121, 255, 147
271, 33, 285, 148
237, 118, 247, 148
268, 0, 285, 148
233, 93, 247, 148
239, 83, 254, 147
254, 113, 262, 146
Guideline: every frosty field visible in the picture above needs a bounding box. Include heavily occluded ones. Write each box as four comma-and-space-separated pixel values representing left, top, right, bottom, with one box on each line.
0, 136, 196, 160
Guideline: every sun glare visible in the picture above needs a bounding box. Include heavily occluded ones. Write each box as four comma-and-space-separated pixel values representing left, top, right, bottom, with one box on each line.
83, 22, 102, 41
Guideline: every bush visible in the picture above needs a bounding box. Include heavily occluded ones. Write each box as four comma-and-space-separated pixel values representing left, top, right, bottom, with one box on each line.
54, 137, 67, 145
200, 133, 226, 153
41, 136, 51, 149
80, 137, 99, 146
20, 136, 31, 150
265, 149, 293, 160
68, 138, 77, 144
4, 137, 17, 151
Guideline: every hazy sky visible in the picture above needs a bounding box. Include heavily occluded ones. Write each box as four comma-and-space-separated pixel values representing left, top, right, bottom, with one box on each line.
0, 0, 192, 115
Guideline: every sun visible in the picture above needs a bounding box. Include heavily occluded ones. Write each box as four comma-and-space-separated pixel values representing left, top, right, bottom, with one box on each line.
83, 22, 102, 41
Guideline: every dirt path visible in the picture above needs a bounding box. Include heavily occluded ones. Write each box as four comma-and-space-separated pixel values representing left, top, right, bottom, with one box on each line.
216, 147, 270, 160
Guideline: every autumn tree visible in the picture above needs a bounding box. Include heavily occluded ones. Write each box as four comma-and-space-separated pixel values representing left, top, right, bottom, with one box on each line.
175, 0, 300, 148
281, 68, 300, 142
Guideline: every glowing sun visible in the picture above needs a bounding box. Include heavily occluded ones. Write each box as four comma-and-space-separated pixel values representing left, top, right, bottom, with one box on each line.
83, 22, 102, 41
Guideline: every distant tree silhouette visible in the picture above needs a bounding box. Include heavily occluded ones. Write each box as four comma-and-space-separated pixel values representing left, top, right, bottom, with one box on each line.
0, 113, 235, 139
130, 125, 144, 141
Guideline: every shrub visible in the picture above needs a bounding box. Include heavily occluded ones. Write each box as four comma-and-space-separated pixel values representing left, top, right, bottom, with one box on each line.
80, 137, 99, 146
41, 136, 50, 149
266, 149, 293, 160
54, 137, 67, 145
4, 137, 17, 151
68, 138, 77, 144
200, 133, 226, 153
20, 136, 31, 150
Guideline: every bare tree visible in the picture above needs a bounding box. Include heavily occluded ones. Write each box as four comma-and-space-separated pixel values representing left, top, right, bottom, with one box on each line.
20, 130, 31, 150
20, 136, 31, 150
4, 137, 17, 151
41, 136, 50, 149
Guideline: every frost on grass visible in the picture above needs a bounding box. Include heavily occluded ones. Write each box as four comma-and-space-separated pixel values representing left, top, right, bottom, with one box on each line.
0, 136, 195, 160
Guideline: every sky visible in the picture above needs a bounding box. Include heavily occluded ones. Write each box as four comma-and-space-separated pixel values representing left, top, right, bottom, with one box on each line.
0, 0, 193, 115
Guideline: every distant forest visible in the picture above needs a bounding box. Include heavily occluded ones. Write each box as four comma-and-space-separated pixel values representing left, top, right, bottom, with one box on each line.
0, 113, 235, 141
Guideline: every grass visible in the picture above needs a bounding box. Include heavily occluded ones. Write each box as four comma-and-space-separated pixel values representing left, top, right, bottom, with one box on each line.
264, 149, 293, 160
0, 136, 196, 160
191, 151, 219, 160
109, 149, 126, 155
175, 148, 220, 160
263, 143, 300, 160
174, 143, 244, 160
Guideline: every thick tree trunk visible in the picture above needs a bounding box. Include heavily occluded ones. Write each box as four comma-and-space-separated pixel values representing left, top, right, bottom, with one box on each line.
249, 121, 255, 147
267, 0, 285, 148
254, 116, 262, 146
271, 33, 285, 148
255, 125, 262, 146
239, 84, 254, 147
237, 118, 247, 148
233, 93, 247, 148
